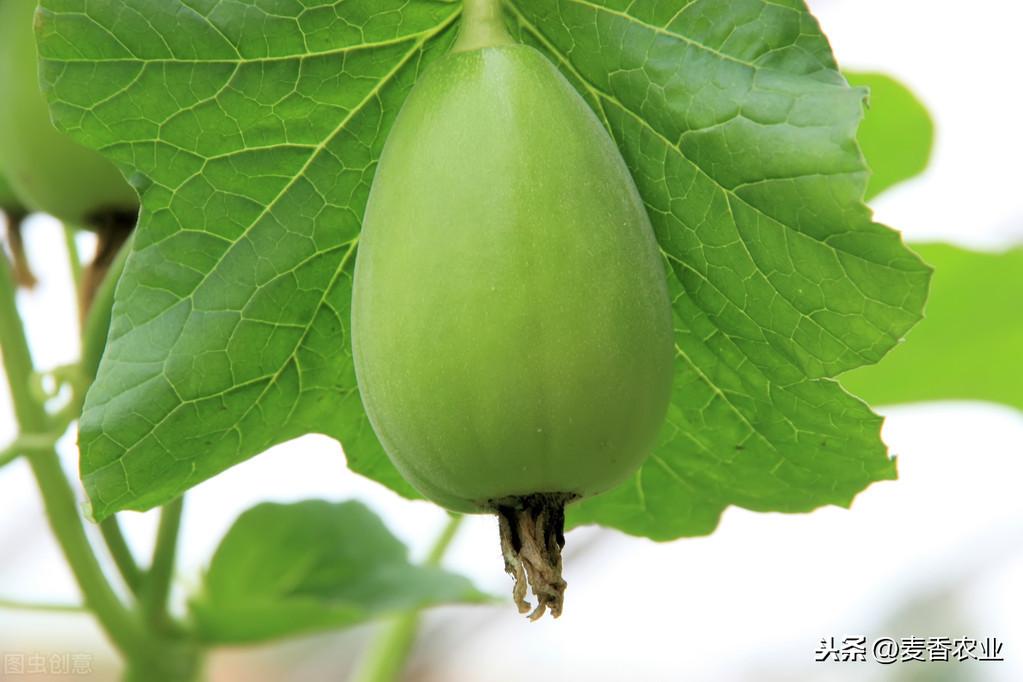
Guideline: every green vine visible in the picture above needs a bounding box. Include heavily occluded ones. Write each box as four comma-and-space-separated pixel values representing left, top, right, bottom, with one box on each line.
0, 246, 198, 681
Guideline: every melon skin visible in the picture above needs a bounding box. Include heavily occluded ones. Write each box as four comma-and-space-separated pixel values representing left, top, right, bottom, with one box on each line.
352, 44, 674, 514
0, 0, 137, 225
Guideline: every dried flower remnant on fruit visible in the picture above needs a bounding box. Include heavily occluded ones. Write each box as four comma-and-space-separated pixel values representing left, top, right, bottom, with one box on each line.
495, 494, 574, 620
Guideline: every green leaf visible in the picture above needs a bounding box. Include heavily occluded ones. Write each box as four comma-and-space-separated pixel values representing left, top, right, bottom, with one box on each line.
844, 71, 934, 200
38, 0, 929, 539
36, 0, 463, 519
835, 81, 1022, 411
842, 243, 1023, 411
504, 0, 929, 538
190, 500, 487, 644
569, 279, 897, 540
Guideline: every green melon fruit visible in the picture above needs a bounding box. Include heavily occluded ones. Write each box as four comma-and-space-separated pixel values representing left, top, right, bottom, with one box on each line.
0, 0, 137, 225
351, 9, 673, 618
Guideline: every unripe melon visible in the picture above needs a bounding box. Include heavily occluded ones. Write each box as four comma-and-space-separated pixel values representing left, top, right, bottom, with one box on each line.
351, 40, 673, 618
0, 0, 137, 225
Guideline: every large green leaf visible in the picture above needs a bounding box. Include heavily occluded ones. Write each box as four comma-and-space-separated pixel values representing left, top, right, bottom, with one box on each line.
843, 243, 1023, 411
190, 500, 487, 643
504, 1, 929, 538
37, 0, 462, 519
38, 0, 929, 538
844, 71, 934, 200
570, 277, 896, 539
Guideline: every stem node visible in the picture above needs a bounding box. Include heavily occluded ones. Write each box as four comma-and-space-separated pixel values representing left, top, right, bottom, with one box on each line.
453, 0, 515, 53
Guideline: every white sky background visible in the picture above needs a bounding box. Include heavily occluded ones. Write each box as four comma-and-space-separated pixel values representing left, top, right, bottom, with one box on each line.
1, 0, 1022, 680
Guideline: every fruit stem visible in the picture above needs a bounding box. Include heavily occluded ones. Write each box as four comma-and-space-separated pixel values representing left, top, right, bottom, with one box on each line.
453, 0, 515, 53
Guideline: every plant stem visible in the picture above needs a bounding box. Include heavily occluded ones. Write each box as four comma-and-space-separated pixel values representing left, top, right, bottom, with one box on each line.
453, 0, 514, 53
63, 224, 83, 305
141, 494, 184, 633
100, 516, 143, 596
2, 230, 198, 681
425, 513, 464, 565
0, 597, 88, 613
80, 232, 131, 380
350, 513, 464, 682
5, 211, 36, 287
75, 233, 145, 598
351, 614, 421, 682
0, 446, 19, 469
0, 432, 59, 469
0, 254, 145, 656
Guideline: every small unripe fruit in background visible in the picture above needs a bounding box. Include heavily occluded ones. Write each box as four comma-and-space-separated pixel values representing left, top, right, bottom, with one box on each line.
0, 0, 138, 227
